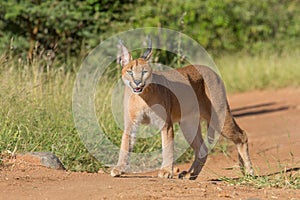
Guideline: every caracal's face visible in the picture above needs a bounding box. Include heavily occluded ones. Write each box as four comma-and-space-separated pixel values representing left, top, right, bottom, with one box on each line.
121, 58, 152, 94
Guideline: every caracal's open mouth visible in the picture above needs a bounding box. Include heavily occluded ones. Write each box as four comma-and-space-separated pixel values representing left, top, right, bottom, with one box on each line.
129, 82, 145, 94
132, 86, 144, 94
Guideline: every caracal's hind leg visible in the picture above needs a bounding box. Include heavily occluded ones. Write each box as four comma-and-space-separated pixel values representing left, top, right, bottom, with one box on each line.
222, 109, 254, 175
178, 122, 208, 180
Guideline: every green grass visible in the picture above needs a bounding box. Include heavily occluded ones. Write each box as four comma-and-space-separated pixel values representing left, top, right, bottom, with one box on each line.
216, 49, 300, 93
0, 53, 102, 172
0, 47, 300, 187
220, 168, 300, 189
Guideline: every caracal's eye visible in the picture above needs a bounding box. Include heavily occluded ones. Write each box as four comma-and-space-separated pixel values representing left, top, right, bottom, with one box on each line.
142, 70, 148, 75
127, 70, 133, 75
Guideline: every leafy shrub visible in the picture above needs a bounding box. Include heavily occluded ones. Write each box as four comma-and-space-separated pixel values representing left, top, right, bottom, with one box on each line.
0, 0, 299, 59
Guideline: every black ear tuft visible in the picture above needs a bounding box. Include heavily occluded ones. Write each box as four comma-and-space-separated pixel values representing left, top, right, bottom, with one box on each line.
141, 36, 152, 61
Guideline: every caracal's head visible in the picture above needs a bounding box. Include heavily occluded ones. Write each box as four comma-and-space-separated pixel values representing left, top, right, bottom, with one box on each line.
118, 39, 153, 95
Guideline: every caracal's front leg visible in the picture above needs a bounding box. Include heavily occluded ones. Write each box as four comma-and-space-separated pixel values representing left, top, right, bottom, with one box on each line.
111, 123, 137, 177
158, 124, 174, 179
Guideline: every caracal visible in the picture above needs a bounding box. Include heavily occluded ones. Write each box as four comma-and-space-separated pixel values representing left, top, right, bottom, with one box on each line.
111, 39, 253, 180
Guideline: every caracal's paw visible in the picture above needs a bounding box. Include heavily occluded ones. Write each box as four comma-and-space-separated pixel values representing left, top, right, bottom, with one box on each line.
158, 168, 173, 179
110, 167, 124, 177
178, 171, 198, 180
178, 170, 188, 179
245, 168, 255, 176
240, 165, 255, 176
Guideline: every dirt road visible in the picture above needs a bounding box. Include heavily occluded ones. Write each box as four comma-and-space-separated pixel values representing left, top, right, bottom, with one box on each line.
1, 88, 300, 200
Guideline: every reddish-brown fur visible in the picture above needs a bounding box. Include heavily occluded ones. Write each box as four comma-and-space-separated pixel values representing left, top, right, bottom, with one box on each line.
111, 40, 253, 179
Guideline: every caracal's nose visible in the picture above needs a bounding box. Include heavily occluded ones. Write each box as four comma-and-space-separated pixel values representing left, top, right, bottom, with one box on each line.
134, 80, 141, 86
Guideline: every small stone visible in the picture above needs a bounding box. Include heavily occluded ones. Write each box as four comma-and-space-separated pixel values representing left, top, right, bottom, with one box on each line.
18, 152, 65, 170
217, 186, 222, 191
218, 193, 232, 198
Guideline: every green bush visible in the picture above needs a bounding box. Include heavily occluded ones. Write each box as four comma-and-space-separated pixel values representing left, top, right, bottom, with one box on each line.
0, 0, 299, 59
0, 0, 135, 59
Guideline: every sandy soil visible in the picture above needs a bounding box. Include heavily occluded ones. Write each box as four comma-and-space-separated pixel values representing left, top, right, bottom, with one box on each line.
1, 88, 300, 200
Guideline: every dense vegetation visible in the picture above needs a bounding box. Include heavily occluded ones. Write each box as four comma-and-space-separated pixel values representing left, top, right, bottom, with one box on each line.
0, 0, 299, 59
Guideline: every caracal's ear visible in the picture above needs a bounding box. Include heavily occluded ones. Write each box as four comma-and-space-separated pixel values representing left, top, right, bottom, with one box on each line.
141, 37, 152, 61
117, 39, 132, 67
